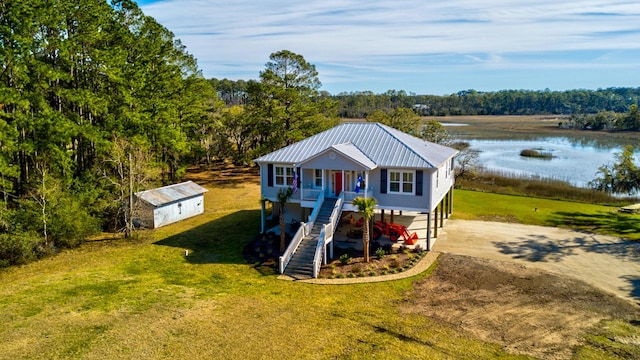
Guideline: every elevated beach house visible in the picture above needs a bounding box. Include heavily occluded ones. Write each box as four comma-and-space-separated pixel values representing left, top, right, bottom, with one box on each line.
254, 122, 458, 278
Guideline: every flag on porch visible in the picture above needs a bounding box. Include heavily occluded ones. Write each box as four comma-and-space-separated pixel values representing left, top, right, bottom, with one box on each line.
355, 174, 362, 193
291, 169, 298, 193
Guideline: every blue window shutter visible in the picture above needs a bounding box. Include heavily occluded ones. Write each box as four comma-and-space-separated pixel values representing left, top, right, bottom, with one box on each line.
380, 169, 387, 194
267, 164, 273, 187
416, 170, 423, 196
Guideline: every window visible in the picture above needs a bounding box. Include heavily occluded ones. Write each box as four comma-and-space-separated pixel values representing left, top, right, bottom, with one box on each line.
275, 166, 294, 186
389, 170, 414, 194
314, 169, 322, 188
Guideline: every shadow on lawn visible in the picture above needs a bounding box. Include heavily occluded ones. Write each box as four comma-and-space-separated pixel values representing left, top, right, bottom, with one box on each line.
545, 210, 640, 240
154, 209, 262, 265
621, 275, 640, 305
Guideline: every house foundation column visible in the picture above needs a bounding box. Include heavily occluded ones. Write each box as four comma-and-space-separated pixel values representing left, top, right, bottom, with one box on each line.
444, 190, 450, 219
433, 204, 439, 238
260, 199, 266, 233
426, 212, 432, 251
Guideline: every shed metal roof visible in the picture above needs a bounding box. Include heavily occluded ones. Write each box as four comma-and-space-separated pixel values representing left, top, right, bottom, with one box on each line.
254, 122, 458, 169
135, 181, 208, 207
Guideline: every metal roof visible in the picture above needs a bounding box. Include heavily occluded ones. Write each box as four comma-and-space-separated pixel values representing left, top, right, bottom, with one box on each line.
254, 122, 458, 169
135, 181, 208, 207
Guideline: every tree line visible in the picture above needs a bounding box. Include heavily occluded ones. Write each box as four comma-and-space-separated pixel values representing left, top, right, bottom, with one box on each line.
213, 81, 640, 119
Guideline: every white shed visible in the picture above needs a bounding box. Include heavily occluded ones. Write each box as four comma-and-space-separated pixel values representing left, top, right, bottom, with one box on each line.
134, 181, 208, 229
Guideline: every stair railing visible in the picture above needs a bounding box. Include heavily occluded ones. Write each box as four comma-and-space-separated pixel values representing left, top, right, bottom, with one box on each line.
279, 221, 307, 274
311, 193, 345, 277
306, 192, 325, 234
312, 224, 327, 278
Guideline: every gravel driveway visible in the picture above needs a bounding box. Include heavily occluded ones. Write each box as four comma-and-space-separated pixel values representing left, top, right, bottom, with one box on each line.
434, 220, 640, 305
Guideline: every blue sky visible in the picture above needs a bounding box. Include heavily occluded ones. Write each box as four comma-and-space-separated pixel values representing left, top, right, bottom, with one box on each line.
137, 0, 640, 95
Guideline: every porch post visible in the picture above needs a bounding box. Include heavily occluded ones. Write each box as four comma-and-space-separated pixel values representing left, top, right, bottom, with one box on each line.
433, 204, 439, 238
444, 190, 449, 219
440, 198, 444, 227
449, 189, 454, 215
300, 169, 304, 199
365, 171, 369, 198
390, 210, 394, 224
341, 170, 345, 195
426, 212, 432, 251
330, 239, 334, 259
323, 244, 327, 264
260, 199, 266, 233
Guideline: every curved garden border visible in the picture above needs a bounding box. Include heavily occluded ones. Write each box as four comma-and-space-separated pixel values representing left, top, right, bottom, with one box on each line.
278, 251, 441, 284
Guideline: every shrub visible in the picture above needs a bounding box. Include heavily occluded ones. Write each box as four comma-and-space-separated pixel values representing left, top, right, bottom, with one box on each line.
0, 232, 43, 267
375, 248, 385, 260
390, 259, 401, 269
339, 253, 352, 265
351, 264, 362, 274
412, 244, 423, 253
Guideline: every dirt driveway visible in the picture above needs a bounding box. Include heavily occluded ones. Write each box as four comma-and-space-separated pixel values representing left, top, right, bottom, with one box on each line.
402, 220, 640, 359
434, 219, 640, 304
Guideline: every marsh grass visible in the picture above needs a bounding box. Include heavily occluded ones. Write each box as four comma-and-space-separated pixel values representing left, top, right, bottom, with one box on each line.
520, 149, 553, 159
456, 169, 637, 206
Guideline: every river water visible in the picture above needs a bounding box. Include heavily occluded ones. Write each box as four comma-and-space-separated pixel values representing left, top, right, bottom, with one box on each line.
464, 137, 622, 188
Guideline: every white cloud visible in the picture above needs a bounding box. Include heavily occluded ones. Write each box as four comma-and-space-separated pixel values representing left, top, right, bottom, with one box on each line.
139, 0, 640, 93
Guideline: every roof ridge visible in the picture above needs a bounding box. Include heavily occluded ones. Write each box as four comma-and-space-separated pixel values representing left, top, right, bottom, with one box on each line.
375, 123, 435, 167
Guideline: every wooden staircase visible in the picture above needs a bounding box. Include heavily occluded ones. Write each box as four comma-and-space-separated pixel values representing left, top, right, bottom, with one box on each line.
284, 198, 338, 279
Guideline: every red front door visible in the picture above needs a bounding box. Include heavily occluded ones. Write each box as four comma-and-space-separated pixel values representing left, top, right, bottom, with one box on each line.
334, 172, 342, 196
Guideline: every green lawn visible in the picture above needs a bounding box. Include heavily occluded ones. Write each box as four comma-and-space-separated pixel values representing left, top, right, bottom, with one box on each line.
0, 185, 637, 359
454, 189, 640, 240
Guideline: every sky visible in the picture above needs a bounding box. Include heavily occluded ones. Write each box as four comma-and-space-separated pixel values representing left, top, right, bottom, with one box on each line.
137, 0, 640, 95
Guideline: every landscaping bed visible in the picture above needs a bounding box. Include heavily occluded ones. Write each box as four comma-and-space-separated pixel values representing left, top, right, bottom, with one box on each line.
318, 245, 427, 279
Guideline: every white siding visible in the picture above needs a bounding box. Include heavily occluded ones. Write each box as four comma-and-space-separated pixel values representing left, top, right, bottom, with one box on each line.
152, 195, 205, 228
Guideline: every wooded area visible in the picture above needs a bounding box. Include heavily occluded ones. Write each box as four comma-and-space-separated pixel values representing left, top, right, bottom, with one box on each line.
0, 1, 337, 266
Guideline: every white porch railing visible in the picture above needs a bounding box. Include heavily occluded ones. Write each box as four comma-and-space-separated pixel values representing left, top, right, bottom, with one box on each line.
278, 221, 307, 274
312, 224, 327, 278
302, 188, 323, 201
305, 191, 325, 233
343, 191, 359, 203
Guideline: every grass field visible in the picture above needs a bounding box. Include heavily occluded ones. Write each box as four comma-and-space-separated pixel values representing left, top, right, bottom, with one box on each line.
0, 180, 638, 359
454, 189, 640, 240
